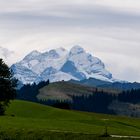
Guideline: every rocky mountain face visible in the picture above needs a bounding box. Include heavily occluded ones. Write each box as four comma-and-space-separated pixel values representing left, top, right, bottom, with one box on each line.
11, 46, 115, 85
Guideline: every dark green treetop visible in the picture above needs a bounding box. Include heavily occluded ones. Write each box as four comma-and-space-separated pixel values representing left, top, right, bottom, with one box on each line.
0, 58, 17, 115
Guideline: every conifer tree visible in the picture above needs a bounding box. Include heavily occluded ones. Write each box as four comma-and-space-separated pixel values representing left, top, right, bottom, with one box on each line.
0, 59, 16, 115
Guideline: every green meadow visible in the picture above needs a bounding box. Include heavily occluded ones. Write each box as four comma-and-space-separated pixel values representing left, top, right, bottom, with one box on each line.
0, 100, 139, 139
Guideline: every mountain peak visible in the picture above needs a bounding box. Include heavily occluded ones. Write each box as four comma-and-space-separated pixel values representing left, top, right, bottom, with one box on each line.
48, 47, 68, 58
28, 50, 41, 56
11, 45, 115, 85
69, 45, 85, 56
23, 50, 41, 61
48, 49, 60, 58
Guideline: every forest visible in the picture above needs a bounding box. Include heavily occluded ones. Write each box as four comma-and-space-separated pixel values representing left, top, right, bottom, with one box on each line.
17, 81, 140, 115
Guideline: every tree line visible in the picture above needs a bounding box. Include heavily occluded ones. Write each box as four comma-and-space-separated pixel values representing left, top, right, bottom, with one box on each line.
18, 83, 140, 115
0, 59, 16, 115
0, 58, 140, 115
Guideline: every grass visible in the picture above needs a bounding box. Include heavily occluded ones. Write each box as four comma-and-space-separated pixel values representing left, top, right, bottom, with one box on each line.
0, 100, 139, 139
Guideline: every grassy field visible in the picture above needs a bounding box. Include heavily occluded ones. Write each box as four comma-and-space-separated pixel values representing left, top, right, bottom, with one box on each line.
0, 100, 139, 139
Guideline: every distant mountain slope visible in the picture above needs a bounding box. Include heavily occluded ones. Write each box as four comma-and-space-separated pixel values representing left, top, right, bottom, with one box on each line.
70, 78, 140, 90
99, 82, 140, 90
37, 81, 120, 101
70, 78, 111, 87
11, 46, 115, 84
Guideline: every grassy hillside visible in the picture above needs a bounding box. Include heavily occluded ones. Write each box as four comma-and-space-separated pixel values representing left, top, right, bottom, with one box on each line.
37, 81, 119, 101
0, 100, 139, 139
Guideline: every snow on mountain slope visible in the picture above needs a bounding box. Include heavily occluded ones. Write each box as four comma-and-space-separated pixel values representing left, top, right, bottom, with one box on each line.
68, 46, 112, 80
11, 46, 115, 84
19, 48, 68, 74
11, 64, 40, 84
41, 71, 78, 83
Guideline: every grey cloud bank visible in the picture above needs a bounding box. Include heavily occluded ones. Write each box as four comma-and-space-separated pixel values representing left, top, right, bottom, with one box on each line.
0, 0, 140, 82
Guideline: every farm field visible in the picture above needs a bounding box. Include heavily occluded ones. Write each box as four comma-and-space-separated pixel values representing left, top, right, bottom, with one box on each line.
0, 100, 139, 139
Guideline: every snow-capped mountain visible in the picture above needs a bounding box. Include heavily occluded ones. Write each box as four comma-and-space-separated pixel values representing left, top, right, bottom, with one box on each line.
11, 46, 115, 84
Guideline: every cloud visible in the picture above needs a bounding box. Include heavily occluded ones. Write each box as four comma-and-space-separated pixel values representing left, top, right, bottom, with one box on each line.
1, 0, 140, 13
0, 0, 140, 82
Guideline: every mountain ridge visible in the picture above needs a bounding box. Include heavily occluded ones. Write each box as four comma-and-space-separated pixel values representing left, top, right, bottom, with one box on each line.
11, 45, 116, 84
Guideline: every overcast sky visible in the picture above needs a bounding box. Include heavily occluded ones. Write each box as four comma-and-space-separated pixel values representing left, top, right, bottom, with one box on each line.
0, 0, 140, 82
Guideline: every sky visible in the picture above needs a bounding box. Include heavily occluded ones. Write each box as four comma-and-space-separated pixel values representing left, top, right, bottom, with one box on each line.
0, 0, 140, 82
